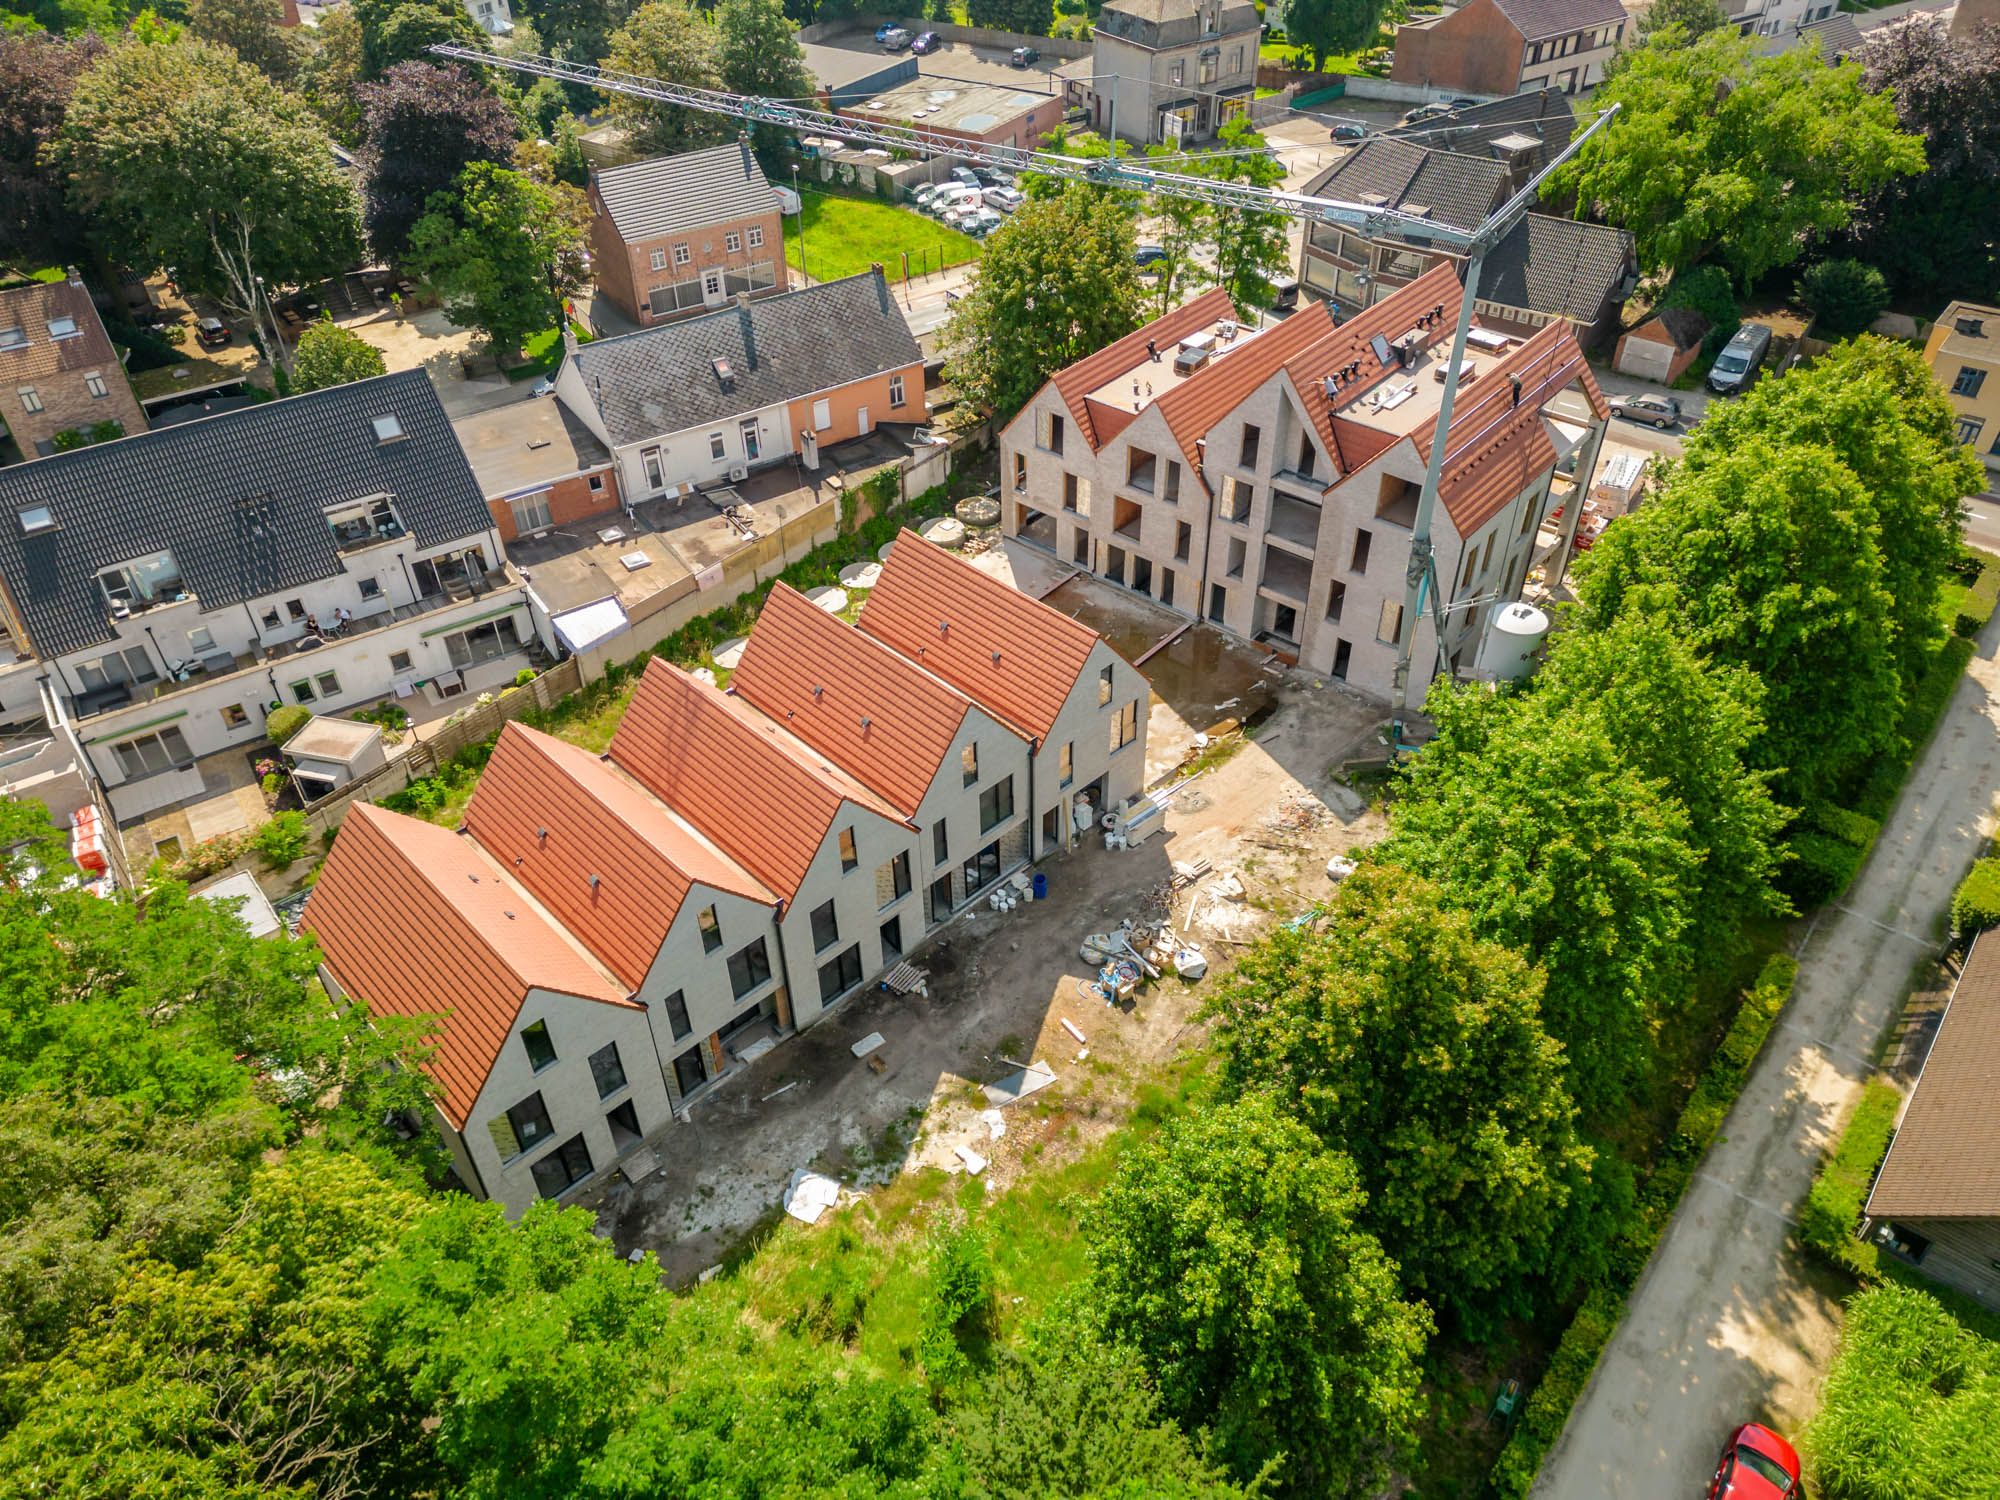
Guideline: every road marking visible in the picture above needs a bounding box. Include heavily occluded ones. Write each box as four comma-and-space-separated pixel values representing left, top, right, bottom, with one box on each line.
1828, 906, 1934, 948
1692, 1171, 1795, 1227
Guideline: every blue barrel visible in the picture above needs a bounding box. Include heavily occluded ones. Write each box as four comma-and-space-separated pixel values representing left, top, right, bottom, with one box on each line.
1032, 871, 1048, 901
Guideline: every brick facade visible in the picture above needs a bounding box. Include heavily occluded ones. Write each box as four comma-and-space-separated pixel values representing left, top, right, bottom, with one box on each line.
0, 277, 148, 463
588, 186, 788, 330
486, 465, 622, 543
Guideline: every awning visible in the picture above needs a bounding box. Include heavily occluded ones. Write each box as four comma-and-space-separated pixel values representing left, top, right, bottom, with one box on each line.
551, 596, 631, 655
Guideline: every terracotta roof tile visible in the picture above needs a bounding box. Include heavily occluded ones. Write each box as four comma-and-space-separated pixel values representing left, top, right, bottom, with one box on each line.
608, 659, 909, 903
1153, 302, 1339, 477
857, 531, 1104, 743
301, 803, 631, 1130
464, 723, 775, 990
1867, 932, 2000, 1220
731, 584, 982, 817
1050, 288, 1236, 450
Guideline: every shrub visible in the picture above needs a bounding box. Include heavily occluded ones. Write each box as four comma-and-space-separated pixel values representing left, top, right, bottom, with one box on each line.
265, 705, 311, 744
513, 667, 537, 687
1950, 857, 2000, 937
919, 1217, 996, 1393
1780, 830, 1865, 908
87, 419, 124, 444
260, 771, 284, 797
1797, 258, 1890, 338
1799, 1078, 1901, 1278
106, 318, 188, 373
252, 811, 310, 870
49, 428, 86, 452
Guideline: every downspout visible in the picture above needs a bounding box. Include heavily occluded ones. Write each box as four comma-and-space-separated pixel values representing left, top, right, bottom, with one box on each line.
769, 894, 796, 1031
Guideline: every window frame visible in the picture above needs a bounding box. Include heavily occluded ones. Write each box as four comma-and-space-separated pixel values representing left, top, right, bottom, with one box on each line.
810, 898, 840, 953
521, 1019, 558, 1072
588, 1040, 628, 1100
727, 936, 773, 999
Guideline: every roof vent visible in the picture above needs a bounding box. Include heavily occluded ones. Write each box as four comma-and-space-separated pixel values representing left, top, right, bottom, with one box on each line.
371, 414, 404, 444
537, 826, 548, 841
811, 684, 824, 698
588, 873, 601, 890
991, 650, 1001, 666
860, 715, 872, 731
937, 619, 949, 635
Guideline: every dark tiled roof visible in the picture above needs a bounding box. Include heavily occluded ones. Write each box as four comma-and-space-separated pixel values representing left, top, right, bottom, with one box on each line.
1795, 11, 1863, 58
1488, 0, 1627, 40
1302, 138, 1508, 232
1388, 89, 1576, 171
0, 370, 491, 660
1095, 0, 1259, 46
593, 142, 780, 245
1478, 213, 1634, 323
1633, 305, 1712, 352
563, 271, 922, 449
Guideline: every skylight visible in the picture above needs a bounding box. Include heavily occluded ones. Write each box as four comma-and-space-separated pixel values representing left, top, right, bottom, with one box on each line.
17, 505, 55, 535
372, 414, 404, 443
45, 316, 78, 339
0, 327, 24, 351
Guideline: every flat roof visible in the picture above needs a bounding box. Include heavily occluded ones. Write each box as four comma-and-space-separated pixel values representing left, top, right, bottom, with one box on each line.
452, 393, 612, 499
845, 73, 1050, 134
802, 40, 915, 92
1083, 317, 1278, 411
286, 715, 382, 763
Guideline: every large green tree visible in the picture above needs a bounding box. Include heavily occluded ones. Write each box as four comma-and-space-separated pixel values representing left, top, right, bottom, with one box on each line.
1200, 116, 1292, 312
1282, 0, 1386, 70
942, 185, 1145, 422
1080, 1095, 1431, 1497
293, 2, 367, 145
603, 0, 732, 155
1548, 28, 1923, 282
408, 161, 581, 360
715, 0, 813, 167
967, 0, 1053, 36
1208, 865, 1594, 1333
185, 0, 297, 79
1633, 0, 1726, 46
50, 37, 361, 376
292, 318, 390, 390
0, 33, 102, 262
358, 59, 519, 263
526, 0, 633, 65
352, 0, 487, 77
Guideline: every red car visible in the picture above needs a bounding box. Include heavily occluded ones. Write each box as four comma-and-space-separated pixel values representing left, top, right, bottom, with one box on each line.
1708, 1424, 1802, 1499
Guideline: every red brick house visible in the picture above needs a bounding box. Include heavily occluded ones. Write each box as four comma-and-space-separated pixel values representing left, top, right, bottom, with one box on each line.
587, 142, 788, 332
453, 393, 622, 543
1391, 0, 1628, 98
0, 274, 148, 463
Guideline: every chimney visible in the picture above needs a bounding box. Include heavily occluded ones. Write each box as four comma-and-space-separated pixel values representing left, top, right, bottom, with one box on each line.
872, 262, 890, 315
740, 132, 754, 178
64, 265, 83, 289
561, 320, 579, 358
736, 294, 757, 370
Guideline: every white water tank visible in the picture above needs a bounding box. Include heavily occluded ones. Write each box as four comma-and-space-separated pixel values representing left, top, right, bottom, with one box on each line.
1477, 602, 1549, 681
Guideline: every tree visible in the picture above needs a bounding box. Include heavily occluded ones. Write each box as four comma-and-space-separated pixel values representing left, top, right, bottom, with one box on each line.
293, 2, 366, 145
715, 0, 814, 168
293, 319, 390, 391
548, 110, 591, 186
1633, 0, 1726, 45
1842, 16, 2000, 304
185, 0, 297, 79
359, 60, 519, 264
1200, 117, 1292, 312
967, 0, 1052, 36
1282, 0, 1386, 69
1207, 865, 1594, 1333
1548, 28, 1923, 282
353, 0, 487, 77
1797, 258, 1889, 336
526, 0, 633, 65
0, 33, 102, 263
51, 38, 362, 376
1080, 1095, 1431, 1496
408, 162, 581, 361
942, 186, 1145, 422
604, 0, 732, 155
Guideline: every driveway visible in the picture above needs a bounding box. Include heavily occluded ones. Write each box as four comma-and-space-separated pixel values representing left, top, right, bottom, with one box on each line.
1534, 617, 2000, 1498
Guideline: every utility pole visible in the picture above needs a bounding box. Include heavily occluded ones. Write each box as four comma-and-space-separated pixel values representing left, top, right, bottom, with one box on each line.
791, 163, 807, 284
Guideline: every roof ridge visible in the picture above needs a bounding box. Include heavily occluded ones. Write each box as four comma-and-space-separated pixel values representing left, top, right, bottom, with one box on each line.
571, 269, 892, 356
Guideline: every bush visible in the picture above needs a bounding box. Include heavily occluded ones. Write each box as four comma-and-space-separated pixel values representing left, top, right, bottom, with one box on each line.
1780, 830, 1865, 908
253, 811, 310, 870
513, 667, 538, 687
260, 772, 284, 797
107, 318, 189, 373
1799, 1078, 1901, 1279
265, 705, 311, 744
1950, 857, 2000, 937
919, 1217, 996, 1393
87, 419, 124, 444
1797, 258, 1890, 338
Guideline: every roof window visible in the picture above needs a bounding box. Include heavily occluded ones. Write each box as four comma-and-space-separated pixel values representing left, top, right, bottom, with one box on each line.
0, 327, 24, 351
45, 316, 78, 340
713, 357, 735, 392
1957, 316, 1986, 337
17, 505, 55, 535
372, 414, 405, 443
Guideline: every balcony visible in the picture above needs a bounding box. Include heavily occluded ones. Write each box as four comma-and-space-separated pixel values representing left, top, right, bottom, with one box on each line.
326, 498, 406, 554
1267, 492, 1323, 551
1258, 546, 1313, 604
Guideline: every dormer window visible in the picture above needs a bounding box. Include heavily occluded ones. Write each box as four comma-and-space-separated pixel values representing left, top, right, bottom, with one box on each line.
46, 316, 78, 340
371, 414, 404, 443
0, 327, 24, 351
326, 494, 402, 550
17, 505, 54, 535
96, 549, 183, 616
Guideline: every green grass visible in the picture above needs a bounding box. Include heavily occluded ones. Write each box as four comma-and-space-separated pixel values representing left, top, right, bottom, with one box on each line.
1799, 1078, 1902, 1279
785, 188, 981, 285
505, 320, 591, 383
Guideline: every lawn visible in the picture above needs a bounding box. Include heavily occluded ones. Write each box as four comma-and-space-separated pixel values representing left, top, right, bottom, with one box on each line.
785, 187, 982, 285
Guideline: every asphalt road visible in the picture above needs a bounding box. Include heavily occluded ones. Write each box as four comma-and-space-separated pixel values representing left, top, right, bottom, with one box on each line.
1534, 618, 2000, 1498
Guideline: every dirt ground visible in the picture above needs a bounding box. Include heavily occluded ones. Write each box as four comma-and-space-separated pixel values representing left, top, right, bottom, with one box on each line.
591, 658, 1392, 1281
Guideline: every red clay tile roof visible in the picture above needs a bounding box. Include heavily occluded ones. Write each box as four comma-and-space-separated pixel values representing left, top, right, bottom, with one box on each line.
301, 803, 631, 1130
608, 658, 910, 903
731, 584, 982, 817
464, 723, 775, 990
0, 279, 123, 384
1049, 287, 1237, 451
1153, 301, 1339, 478
857, 530, 1105, 743
1867, 931, 2000, 1220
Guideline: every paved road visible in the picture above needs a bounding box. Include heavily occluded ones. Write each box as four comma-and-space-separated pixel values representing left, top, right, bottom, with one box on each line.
1535, 618, 2000, 1498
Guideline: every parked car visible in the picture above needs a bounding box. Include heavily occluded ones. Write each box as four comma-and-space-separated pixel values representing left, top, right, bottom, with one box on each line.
1268, 276, 1300, 314
881, 26, 911, 50
983, 185, 1025, 213
1330, 122, 1367, 141
911, 30, 941, 53
912, 183, 940, 207
1010, 45, 1040, 66
1706, 323, 1774, 396
933, 186, 982, 217
194, 316, 231, 349
972, 166, 1013, 187
950, 166, 981, 188
1608, 391, 1682, 429
1133, 243, 1168, 267
963, 209, 1004, 237
1445, 96, 1481, 107
1707, 1424, 1801, 1499
873, 21, 898, 41
1401, 101, 1453, 125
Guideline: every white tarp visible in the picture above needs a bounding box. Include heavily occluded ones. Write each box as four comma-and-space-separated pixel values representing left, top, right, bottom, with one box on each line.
551, 596, 631, 655
782, 1169, 842, 1225
982, 1060, 1058, 1108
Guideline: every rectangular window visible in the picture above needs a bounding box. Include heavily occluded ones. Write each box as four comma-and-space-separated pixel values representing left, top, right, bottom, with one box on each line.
1038, 408, 1065, 455
1013, 451, 1028, 491
979, 775, 1015, 832
1326, 580, 1346, 622
880, 914, 903, 961
1226, 536, 1246, 578
1098, 663, 1114, 706
112, 726, 192, 778
389, 649, 413, 673
883, 850, 912, 902
811, 898, 840, 953
504, 1091, 554, 1154
961, 841, 1001, 895
1163, 459, 1181, 503
1111, 699, 1139, 752
813, 398, 831, 431
1175, 521, 1191, 561
838, 826, 859, 871
818, 943, 863, 1003
698, 904, 722, 952
1159, 567, 1174, 608
290, 678, 316, 705
728, 937, 772, 998
445, 616, 523, 670
1059, 741, 1073, 787
747, 226, 764, 248
642, 448, 665, 491
1073, 529, 1091, 567
221, 703, 248, 729
316, 670, 341, 699
1239, 424, 1261, 468
521, 1019, 557, 1071
663, 989, 692, 1041
1377, 598, 1404, 644
589, 1041, 627, 1099
962, 742, 979, 786
1170, 59, 1184, 84
933, 819, 948, 864
17, 386, 42, 414
1222, 476, 1253, 523
650, 248, 667, 271
530, 1134, 593, 1199
1126, 447, 1156, 493
1956, 415, 1985, 447
1350, 528, 1372, 574
889, 372, 906, 407
85, 371, 108, 399
1332, 638, 1352, 680
708, 432, 727, 461
1208, 582, 1227, 622
725, 231, 742, 253
509, 490, 554, 533
673, 243, 691, 266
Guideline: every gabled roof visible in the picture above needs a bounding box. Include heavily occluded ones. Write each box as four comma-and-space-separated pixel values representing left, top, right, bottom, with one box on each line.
1478, 213, 1634, 324
0, 369, 491, 659
730, 583, 985, 817
1487, 0, 1627, 41
593, 142, 779, 245
1048, 288, 1236, 451
1153, 302, 1342, 477
562, 271, 921, 450
1095, 0, 1259, 46
1387, 89, 1575, 167
463, 723, 775, 990
608, 658, 909, 904
1632, 305, 1711, 353
1868, 931, 2000, 1220
1301, 138, 1508, 233
301, 803, 632, 1131
0, 278, 123, 384
859, 531, 1109, 742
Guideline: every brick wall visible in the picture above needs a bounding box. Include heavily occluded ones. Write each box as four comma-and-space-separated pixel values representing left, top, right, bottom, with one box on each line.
0, 363, 147, 461
591, 199, 790, 329
1391, 0, 1524, 95
486, 464, 623, 543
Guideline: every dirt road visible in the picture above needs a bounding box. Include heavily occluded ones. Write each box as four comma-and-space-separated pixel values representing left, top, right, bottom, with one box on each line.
1534, 625, 2000, 1497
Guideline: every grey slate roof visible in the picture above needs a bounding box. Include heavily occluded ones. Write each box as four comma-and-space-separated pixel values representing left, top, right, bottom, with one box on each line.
1780, 10, 1864, 58
593, 143, 780, 247
1095, 0, 1260, 48
563, 270, 923, 450
1488, 0, 1627, 40
1479, 213, 1635, 323
0, 369, 491, 660
1389, 89, 1576, 171
1303, 139, 1508, 232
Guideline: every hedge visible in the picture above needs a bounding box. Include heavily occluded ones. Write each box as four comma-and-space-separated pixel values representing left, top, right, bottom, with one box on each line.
1780, 804, 1881, 908
1489, 954, 1799, 1496
1798, 1078, 1901, 1280
1949, 857, 2000, 938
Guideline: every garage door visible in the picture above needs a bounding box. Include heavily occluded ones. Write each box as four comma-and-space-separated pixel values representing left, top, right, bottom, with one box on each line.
1617, 335, 1674, 382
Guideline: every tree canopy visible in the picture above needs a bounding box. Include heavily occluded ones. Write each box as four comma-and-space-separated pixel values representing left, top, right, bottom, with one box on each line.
292, 318, 391, 391
1548, 28, 1923, 282
352, 0, 486, 76
1632, 0, 1726, 46
185, 0, 297, 79
359, 59, 519, 263
409, 161, 582, 360
1282, 0, 1387, 69
0, 33, 101, 263
604, 0, 732, 155
715, 0, 813, 167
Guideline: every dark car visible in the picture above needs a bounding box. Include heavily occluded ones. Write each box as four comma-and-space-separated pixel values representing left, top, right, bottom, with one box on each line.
1608, 391, 1682, 429
1707, 1424, 1801, 1500
873, 21, 898, 41
195, 316, 231, 348
1010, 45, 1040, 66
1330, 122, 1367, 141
911, 30, 941, 54
1401, 101, 1453, 125
1133, 244, 1168, 267
1706, 323, 1774, 396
